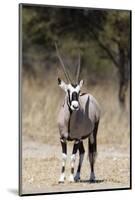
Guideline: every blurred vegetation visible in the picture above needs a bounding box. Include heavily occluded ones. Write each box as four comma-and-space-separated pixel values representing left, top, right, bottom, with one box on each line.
21, 5, 131, 107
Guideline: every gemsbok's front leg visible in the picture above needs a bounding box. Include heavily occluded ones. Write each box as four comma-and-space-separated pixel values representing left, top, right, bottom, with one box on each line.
74, 141, 85, 182
69, 140, 80, 182
59, 138, 67, 183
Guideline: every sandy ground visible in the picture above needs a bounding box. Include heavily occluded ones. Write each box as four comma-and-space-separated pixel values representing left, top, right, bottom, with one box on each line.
21, 135, 130, 195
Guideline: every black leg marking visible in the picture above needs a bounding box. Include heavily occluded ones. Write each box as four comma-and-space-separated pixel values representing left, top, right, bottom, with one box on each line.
69, 140, 80, 182
71, 167, 74, 174
77, 141, 85, 173
88, 121, 99, 181
79, 141, 85, 154
74, 141, 85, 182
72, 140, 80, 154
61, 166, 65, 173
60, 138, 67, 154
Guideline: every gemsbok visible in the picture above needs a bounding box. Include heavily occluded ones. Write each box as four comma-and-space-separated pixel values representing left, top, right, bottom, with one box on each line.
55, 44, 101, 183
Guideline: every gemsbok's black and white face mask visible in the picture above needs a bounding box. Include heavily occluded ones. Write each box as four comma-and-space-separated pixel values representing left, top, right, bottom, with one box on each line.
58, 78, 84, 111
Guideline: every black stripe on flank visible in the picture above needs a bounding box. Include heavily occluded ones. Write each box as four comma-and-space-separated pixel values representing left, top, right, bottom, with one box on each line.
80, 93, 87, 96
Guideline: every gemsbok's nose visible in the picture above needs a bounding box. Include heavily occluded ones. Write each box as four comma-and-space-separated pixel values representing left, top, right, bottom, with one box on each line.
73, 105, 79, 110
72, 100, 79, 110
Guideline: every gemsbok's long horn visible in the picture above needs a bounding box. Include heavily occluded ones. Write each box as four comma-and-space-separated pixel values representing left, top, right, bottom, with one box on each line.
55, 43, 72, 83
76, 53, 81, 83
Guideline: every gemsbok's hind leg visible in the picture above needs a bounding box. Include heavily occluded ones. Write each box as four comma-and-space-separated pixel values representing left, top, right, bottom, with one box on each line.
74, 141, 85, 182
69, 140, 80, 182
88, 121, 99, 182
58, 138, 67, 183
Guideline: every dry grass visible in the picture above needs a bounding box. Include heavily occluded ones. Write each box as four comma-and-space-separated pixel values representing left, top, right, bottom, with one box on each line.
22, 74, 130, 146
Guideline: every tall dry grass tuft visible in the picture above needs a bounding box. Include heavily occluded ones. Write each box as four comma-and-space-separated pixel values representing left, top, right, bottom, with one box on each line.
22, 73, 130, 147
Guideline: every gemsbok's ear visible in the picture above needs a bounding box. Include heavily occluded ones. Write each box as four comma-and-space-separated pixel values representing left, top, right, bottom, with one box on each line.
79, 80, 84, 88
58, 78, 67, 92
58, 77, 61, 85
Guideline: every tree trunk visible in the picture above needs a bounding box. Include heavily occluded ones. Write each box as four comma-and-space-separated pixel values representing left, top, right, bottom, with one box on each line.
118, 47, 129, 108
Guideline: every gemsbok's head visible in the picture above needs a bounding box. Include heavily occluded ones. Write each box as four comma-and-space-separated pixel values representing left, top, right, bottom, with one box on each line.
55, 43, 84, 111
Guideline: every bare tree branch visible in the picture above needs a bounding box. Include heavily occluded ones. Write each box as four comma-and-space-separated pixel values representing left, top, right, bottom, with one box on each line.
91, 31, 119, 68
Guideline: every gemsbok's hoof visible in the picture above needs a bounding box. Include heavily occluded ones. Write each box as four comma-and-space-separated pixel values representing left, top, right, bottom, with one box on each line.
58, 180, 64, 184
90, 172, 96, 183
74, 173, 80, 182
69, 174, 74, 183
58, 174, 65, 183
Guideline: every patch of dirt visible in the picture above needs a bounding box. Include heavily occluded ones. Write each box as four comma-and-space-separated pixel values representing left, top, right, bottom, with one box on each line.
21, 136, 130, 194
